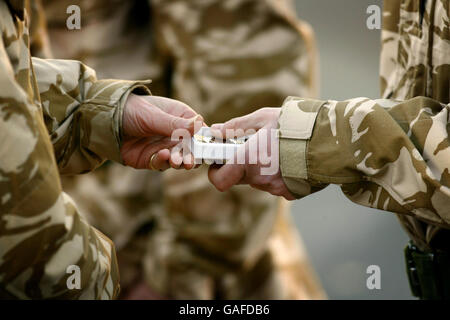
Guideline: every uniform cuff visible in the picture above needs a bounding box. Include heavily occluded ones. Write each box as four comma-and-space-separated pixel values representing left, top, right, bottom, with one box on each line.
278, 97, 325, 195
83, 80, 151, 163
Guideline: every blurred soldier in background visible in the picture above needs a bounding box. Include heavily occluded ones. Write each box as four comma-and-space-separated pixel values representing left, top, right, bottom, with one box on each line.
40, 0, 325, 299
208, 0, 450, 300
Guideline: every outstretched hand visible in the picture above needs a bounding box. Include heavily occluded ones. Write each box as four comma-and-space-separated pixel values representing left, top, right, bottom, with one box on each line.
208, 108, 295, 200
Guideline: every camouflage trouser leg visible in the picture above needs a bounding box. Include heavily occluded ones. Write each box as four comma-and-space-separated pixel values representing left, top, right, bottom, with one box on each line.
142, 0, 324, 299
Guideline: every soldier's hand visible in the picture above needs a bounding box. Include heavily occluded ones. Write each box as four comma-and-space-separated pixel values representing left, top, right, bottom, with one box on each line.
121, 94, 202, 170
208, 108, 295, 200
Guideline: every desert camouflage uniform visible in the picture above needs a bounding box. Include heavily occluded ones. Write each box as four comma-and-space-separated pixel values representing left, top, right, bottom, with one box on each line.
279, 0, 449, 253
42, 0, 325, 299
0, 0, 152, 299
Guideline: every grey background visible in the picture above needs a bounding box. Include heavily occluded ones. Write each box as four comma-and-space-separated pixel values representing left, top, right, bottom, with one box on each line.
292, 0, 413, 299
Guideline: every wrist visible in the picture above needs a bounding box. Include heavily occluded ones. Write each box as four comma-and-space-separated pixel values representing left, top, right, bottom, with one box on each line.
278, 97, 325, 197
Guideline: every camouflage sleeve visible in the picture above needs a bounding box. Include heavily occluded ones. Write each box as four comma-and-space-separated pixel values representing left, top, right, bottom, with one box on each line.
0, 34, 120, 299
32, 57, 151, 174
279, 96, 450, 227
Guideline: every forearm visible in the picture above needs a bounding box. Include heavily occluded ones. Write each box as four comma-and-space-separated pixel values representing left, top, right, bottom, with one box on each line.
32, 57, 151, 174
0, 47, 120, 299
279, 96, 450, 227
